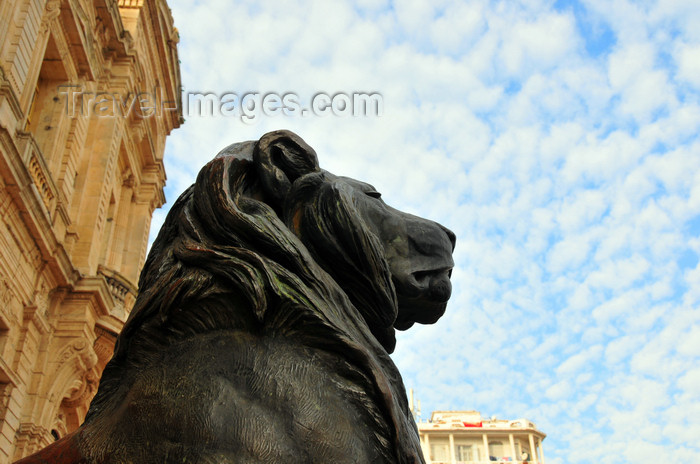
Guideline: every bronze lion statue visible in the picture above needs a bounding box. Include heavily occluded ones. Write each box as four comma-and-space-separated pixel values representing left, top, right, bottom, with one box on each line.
17, 130, 455, 464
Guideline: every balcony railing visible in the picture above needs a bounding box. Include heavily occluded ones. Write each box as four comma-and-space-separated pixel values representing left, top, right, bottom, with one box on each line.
97, 265, 137, 316
16, 132, 58, 218
117, 0, 143, 8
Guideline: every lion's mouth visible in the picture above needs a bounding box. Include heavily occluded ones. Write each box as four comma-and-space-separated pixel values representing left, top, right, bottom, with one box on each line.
392, 267, 452, 331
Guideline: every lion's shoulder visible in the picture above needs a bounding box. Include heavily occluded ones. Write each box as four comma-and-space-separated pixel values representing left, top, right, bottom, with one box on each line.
86, 331, 392, 463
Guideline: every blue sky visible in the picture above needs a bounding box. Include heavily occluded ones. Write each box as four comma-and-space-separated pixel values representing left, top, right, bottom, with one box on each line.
157, 1, 700, 462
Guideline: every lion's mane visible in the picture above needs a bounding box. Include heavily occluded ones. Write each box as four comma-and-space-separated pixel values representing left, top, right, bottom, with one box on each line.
84, 142, 421, 462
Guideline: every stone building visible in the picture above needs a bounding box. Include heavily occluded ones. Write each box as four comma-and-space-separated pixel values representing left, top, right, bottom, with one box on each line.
0, 0, 181, 461
418, 411, 547, 464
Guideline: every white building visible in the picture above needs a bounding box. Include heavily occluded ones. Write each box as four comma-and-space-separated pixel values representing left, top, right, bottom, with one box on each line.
418, 411, 547, 464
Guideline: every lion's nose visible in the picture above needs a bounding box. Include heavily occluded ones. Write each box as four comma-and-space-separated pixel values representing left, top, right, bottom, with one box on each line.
428, 271, 452, 302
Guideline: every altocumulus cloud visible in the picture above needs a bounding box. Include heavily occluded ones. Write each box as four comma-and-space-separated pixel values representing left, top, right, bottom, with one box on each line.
152, 0, 700, 462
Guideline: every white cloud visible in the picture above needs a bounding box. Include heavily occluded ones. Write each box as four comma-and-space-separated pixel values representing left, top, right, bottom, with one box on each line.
678, 367, 700, 393
547, 233, 592, 274
428, 2, 486, 55
608, 42, 656, 90
676, 43, 700, 87
500, 13, 580, 77
556, 344, 603, 376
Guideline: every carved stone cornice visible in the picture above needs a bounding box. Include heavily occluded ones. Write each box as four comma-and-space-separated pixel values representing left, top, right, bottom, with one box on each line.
16, 423, 51, 444
23, 304, 51, 335
0, 356, 20, 386
70, 276, 115, 318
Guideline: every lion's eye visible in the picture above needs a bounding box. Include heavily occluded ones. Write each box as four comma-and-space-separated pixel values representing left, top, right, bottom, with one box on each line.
365, 190, 382, 199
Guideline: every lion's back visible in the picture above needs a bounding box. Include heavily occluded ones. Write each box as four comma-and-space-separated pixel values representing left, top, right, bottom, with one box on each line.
83, 330, 393, 463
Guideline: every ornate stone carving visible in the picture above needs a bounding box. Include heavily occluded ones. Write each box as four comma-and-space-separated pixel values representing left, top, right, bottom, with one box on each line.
55, 339, 98, 374
1, 278, 13, 306
61, 369, 98, 409
40, 0, 61, 34
0, 383, 12, 418
32, 283, 49, 320
14, 423, 51, 459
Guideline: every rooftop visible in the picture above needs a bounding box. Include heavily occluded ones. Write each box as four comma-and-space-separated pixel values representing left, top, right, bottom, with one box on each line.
418, 411, 545, 437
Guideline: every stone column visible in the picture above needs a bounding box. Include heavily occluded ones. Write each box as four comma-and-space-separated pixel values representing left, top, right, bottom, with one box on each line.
423, 433, 430, 463
120, 191, 152, 284
106, 176, 134, 270
528, 434, 537, 463
70, 116, 120, 274
509, 433, 516, 461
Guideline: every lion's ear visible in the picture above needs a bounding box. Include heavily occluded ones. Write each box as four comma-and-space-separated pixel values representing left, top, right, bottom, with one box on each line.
254, 130, 320, 208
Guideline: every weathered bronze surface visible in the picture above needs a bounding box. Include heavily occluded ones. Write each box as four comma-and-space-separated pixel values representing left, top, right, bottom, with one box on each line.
16, 130, 455, 464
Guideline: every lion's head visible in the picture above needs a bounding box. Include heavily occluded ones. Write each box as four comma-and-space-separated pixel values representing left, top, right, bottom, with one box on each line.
238, 129, 454, 349
85, 130, 454, 428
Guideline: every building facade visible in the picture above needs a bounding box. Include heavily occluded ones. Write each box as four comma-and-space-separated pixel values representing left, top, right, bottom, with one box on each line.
0, 0, 181, 461
419, 411, 547, 464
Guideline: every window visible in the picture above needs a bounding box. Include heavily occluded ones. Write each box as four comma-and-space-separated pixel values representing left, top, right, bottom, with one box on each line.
455, 444, 479, 461
489, 441, 504, 459
25, 33, 70, 174
455, 444, 472, 460
430, 443, 449, 462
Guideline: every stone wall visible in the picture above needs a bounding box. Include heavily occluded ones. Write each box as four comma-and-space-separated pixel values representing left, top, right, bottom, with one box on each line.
0, 0, 181, 461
